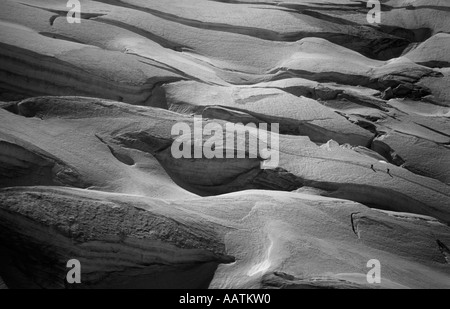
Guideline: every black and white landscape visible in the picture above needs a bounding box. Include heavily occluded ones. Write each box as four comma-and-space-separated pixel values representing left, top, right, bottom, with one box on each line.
0, 0, 449, 289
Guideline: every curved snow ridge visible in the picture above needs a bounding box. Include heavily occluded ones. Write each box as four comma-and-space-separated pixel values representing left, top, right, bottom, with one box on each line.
270, 39, 440, 97
279, 158, 450, 224
163, 81, 374, 146
0, 99, 199, 199
0, 46, 160, 105
0, 137, 89, 188
323, 182, 448, 222
373, 131, 450, 185
381, 0, 450, 35
171, 103, 373, 147
0, 23, 182, 104
0, 186, 235, 288
404, 33, 450, 68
